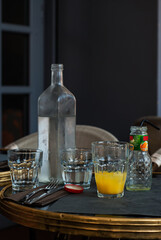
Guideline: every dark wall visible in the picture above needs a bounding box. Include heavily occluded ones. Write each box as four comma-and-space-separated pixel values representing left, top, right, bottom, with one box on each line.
56, 0, 157, 141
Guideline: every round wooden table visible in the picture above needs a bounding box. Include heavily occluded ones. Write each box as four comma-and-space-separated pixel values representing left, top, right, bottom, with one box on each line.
0, 171, 11, 187
0, 149, 11, 187
1, 185, 161, 239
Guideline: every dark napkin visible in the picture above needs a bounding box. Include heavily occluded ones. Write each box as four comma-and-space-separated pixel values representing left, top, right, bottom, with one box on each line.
4, 185, 70, 207
0, 160, 9, 171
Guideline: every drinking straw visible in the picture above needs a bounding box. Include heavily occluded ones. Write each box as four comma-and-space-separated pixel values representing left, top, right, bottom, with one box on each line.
140, 119, 160, 130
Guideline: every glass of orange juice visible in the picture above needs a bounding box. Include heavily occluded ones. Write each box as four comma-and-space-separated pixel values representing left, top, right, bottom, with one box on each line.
92, 141, 129, 199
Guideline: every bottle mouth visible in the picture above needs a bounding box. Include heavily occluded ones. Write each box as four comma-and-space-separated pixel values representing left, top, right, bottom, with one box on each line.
51, 64, 64, 70
130, 126, 147, 131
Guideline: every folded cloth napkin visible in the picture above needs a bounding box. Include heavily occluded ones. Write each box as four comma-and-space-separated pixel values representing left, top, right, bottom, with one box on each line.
4, 185, 70, 207
0, 160, 9, 171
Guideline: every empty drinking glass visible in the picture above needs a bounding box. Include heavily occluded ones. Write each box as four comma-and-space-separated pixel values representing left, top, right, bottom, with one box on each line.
8, 148, 43, 191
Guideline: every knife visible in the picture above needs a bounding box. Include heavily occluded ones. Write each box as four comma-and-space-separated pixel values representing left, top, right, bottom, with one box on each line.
24, 186, 63, 205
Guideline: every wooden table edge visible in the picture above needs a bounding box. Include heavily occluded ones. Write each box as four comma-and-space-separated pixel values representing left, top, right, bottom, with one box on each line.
1, 184, 161, 239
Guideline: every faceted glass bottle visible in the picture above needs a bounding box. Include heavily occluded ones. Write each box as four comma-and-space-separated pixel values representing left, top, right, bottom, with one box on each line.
126, 126, 152, 191
38, 64, 76, 183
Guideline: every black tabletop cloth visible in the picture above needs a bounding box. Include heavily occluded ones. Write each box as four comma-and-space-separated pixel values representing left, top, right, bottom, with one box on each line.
39, 175, 161, 217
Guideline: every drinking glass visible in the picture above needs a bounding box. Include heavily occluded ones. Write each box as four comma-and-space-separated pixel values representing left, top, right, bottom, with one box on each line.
61, 148, 93, 189
92, 141, 129, 198
8, 148, 43, 191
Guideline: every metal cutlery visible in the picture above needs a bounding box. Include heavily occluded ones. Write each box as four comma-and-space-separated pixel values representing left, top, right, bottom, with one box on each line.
25, 179, 59, 201
24, 182, 62, 205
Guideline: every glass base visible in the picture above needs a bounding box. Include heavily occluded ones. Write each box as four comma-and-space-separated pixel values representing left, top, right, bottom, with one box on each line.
80, 183, 91, 189
126, 185, 151, 191
97, 190, 124, 199
64, 182, 91, 189
12, 183, 38, 192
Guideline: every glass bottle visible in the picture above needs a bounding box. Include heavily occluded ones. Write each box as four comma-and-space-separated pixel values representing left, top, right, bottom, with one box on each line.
126, 126, 152, 191
38, 64, 76, 183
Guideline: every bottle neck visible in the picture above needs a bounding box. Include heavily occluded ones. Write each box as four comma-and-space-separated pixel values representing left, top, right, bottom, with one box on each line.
51, 69, 63, 85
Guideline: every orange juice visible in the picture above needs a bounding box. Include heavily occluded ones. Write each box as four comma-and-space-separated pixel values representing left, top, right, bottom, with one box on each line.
95, 171, 127, 194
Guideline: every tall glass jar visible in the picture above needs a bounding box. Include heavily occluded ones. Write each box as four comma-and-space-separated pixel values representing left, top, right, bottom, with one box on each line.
126, 126, 152, 191
38, 64, 76, 183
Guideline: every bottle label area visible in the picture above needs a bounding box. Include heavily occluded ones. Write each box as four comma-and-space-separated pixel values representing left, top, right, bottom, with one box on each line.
130, 135, 148, 151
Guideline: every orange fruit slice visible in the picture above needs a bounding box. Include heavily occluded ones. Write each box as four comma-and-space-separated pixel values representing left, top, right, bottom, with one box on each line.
129, 144, 134, 151
140, 141, 148, 151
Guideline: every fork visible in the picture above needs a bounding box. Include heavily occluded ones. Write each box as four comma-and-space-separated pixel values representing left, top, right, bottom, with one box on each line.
25, 179, 59, 201
24, 181, 61, 205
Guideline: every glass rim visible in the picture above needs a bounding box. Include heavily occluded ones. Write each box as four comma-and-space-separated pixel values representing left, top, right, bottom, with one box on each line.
61, 147, 91, 153
51, 64, 64, 70
130, 126, 147, 130
7, 148, 43, 154
91, 141, 129, 147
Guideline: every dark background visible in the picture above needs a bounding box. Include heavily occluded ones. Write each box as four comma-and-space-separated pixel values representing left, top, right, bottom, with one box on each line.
45, 0, 157, 141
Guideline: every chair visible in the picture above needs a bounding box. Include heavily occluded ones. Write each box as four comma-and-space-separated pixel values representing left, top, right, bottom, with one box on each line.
133, 116, 161, 155
5, 124, 118, 149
